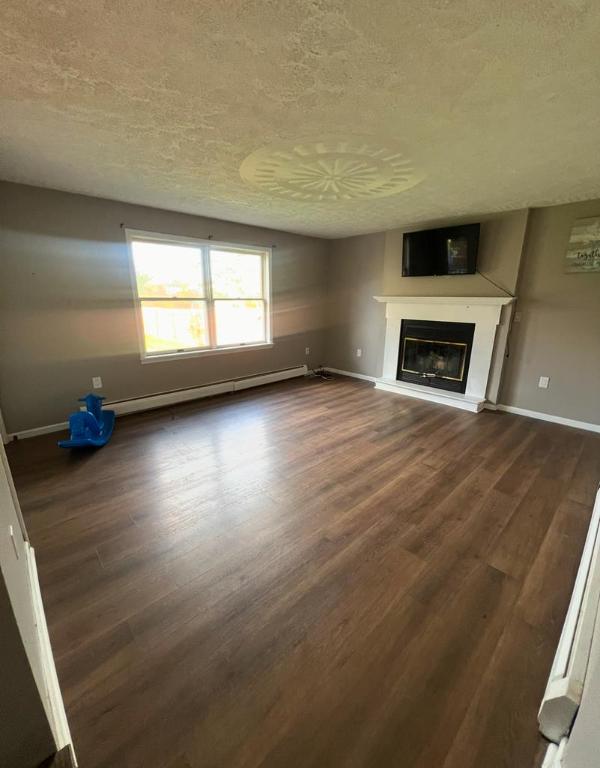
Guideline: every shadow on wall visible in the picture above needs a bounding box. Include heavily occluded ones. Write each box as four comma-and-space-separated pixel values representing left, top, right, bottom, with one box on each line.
0, 182, 330, 434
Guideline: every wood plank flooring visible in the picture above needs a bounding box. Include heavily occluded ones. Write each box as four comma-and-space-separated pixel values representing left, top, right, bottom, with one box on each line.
8, 376, 600, 768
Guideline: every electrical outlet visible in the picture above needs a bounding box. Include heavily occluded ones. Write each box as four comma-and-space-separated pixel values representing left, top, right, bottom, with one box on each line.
92, 376, 103, 389
538, 376, 550, 389
356, 348, 362, 358
305, 347, 310, 355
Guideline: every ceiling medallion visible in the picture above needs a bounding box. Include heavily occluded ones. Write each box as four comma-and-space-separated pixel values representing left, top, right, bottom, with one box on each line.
240, 139, 423, 202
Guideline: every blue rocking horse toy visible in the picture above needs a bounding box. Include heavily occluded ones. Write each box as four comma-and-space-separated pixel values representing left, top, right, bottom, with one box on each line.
58, 394, 115, 449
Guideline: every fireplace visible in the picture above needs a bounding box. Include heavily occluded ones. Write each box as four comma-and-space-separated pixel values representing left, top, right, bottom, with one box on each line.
397, 319, 475, 394
375, 296, 514, 412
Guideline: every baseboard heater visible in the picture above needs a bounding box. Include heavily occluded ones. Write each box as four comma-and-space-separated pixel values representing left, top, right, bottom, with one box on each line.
106, 364, 308, 417
539, 486, 600, 743
8, 365, 308, 439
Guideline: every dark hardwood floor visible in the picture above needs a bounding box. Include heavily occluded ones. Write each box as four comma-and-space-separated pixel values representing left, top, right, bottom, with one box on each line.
8, 376, 600, 768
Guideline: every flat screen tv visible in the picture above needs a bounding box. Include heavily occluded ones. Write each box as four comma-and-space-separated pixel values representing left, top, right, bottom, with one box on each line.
402, 223, 480, 276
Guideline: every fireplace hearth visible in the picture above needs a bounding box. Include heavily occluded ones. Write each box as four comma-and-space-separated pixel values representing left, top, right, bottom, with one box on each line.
397, 319, 475, 394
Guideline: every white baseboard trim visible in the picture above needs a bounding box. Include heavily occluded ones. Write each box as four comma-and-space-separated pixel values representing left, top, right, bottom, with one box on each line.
493, 404, 600, 434
8, 421, 70, 440
9, 367, 599, 438
335, 374, 599, 429
8, 365, 308, 440
323, 367, 377, 383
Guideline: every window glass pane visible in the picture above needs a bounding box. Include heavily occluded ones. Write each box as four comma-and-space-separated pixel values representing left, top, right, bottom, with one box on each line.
215, 300, 265, 346
141, 300, 209, 353
210, 250, 263, 299
132, 241, 204, 298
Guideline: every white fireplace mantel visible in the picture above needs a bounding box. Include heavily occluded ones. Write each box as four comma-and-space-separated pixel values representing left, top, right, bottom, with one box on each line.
374, 295, 515, 412
374, 295, 514, 307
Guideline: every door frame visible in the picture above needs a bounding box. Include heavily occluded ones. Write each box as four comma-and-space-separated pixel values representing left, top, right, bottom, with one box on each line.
0, 439, 76, 764
0, 406, 8, 445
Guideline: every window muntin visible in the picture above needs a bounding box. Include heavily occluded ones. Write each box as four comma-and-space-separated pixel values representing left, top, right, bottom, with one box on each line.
128, 233, 270, 359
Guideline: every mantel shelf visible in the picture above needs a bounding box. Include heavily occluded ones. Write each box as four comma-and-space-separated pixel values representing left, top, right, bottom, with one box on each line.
373, 295, 515, 306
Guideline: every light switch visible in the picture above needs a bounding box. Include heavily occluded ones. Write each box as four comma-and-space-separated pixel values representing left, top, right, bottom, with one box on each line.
92, 376, 103, 389
538, 376, 550, 389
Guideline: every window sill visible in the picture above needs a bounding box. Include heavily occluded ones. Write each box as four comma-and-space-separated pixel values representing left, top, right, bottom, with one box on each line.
140, 342, 274, 364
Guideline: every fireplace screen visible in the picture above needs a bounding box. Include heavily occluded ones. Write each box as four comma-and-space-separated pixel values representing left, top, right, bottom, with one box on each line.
397, 319, 475, 394
401, 337, 467, 382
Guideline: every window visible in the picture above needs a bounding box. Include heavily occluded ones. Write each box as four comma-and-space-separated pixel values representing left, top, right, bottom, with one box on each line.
126, 230, 271, 360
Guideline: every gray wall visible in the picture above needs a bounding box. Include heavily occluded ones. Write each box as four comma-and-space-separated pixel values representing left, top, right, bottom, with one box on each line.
0, 182, 329, 433
326, 232, 387, 378
326, 209, 529, 377
1, 183, 598, 431
325, 203, 600, 426
501, 201, 600, 423
382, 209, 528, 297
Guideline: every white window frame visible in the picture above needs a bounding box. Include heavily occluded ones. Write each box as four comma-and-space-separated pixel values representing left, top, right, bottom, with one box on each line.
125, 228, 273, 363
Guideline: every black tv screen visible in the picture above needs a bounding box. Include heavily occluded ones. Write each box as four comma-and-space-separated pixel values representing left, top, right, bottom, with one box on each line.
402, 223, 480, 276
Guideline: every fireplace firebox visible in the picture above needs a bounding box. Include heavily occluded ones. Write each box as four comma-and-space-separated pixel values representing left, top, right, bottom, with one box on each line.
397, 319, 475, 394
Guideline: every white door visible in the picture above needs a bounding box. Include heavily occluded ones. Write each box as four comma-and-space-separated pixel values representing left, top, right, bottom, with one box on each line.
0, 439, 74, 763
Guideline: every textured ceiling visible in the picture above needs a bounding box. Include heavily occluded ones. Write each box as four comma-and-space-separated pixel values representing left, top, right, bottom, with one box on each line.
1, 1, 600, 238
